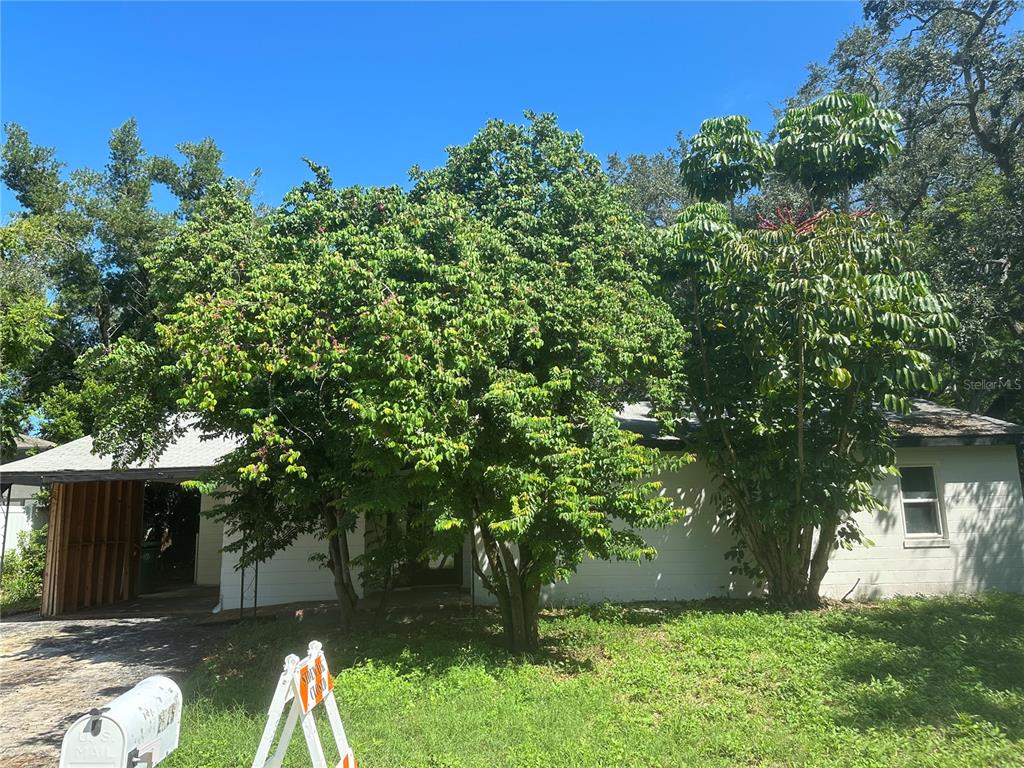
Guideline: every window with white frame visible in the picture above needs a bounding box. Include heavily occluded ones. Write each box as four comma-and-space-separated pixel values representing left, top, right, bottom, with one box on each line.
898, 466, 943, 537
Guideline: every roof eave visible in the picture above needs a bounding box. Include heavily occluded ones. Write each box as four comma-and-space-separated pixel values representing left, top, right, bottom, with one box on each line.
641, 432, 1023, 452
0, 466, 215, 485
892, 433, 1024, 448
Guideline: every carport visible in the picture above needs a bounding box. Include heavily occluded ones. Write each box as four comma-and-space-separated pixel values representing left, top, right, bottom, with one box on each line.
0, 428, 237, 616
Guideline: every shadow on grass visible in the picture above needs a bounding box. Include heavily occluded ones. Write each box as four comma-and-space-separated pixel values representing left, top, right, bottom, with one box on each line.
188, 595, 826, 714
820, 593, 1024, 738
187, 592, 1024, 743
189, 605, 598, 716
560, 596, 784, 625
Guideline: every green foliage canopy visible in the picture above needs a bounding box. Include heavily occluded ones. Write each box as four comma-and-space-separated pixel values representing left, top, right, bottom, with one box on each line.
0, 220, 57, 457
0, 121, 225, 443
680, 115, 774, 203
659, 93, 956, 603
792, 0, 1024, 422
92, 114, 688, 650
775, 91, 902, 203
406, 113, 690, 651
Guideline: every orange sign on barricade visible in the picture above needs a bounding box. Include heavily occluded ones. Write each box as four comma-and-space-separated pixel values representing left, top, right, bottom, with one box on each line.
297, 650, 333, 713
251, 641, 356, 768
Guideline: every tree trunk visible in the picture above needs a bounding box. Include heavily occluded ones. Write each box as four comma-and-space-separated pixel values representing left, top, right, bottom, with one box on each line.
806, 520, 839, 598
323, 506, 358, 632
522, 580, 541, 648
497, 541, 529, 651
762, 560, 811, 606
498, 572, 540, 653
476, 527, 541, 653
749, 523, 838, 607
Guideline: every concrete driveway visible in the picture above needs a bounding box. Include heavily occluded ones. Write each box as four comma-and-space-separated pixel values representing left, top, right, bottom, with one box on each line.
0, 587, 224, 765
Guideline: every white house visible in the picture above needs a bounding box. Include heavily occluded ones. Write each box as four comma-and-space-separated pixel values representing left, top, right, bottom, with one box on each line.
1, 434, 55, 556
0, 401, 1021, 615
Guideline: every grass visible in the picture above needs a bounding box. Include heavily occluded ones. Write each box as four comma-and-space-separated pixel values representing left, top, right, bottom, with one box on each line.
0, 594, 40, 615
166, 593, 1024, 768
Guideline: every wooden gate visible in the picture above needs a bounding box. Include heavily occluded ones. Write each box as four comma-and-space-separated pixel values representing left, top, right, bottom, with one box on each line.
42, 480, 144, 616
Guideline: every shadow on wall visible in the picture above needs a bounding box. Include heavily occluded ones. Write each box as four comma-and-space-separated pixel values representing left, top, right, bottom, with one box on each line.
839, 479, 901, 600
869, 475, 902, 536
954, 474, 1024, 593
833, 453, 1024, 600
821, 594, 1024, 739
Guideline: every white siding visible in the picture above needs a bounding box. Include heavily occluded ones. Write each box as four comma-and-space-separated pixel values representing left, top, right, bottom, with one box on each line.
820, 445, 1024, 599
193, 495, 223, 585
2, 506, 31, 554
2, 483, 44, 553
215, 444, 1024, 609
534, 460, 759, 604
217, 510, 365, 611
473, 445, 1024, 605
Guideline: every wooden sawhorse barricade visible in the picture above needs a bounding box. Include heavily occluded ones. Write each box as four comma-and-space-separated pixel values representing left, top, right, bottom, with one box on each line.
251, 641, 356, 768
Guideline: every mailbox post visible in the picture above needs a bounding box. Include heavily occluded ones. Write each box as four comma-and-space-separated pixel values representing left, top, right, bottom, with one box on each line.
60, 675, 182, 768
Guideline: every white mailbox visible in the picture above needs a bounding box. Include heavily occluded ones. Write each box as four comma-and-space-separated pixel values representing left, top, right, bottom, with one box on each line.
60, 675, 182, 768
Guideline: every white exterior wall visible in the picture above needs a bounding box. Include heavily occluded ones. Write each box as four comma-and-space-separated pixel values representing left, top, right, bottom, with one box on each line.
194, 495, 224, 586
2, 483, 44, 554
820, 445, 1024, 599
3, 507, 31, 554
212, 444, 1023, 610
216, 501, 365, 611
534, 460, 759, 604
473, 444, 1024, 606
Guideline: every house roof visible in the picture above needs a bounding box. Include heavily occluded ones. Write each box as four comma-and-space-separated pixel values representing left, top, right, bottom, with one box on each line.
614, 403, 693, 448
615, 399, 1024, 450
887, 399, 1024, 447
0, 399, 1019, 485
15, 434, 56, 452
0, 426, 239, 485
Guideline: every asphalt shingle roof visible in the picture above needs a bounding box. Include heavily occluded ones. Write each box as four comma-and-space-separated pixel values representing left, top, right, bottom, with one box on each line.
15, 434, 56, 452
888, 399, 1024, 445
0, 425, 239, 485
616, 399, 1024, 449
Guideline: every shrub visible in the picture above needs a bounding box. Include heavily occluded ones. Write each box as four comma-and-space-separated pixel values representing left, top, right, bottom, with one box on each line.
1, 524, 47, 610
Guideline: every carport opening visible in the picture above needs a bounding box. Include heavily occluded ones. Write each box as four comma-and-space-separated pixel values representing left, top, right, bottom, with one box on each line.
41, 479, 218, 616
141, 482, 202, 593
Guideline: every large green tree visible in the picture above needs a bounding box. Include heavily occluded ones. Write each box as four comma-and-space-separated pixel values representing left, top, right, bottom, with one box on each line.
791, 0, 1024, 421
607, 145, 693, 227
680, 116, 774, 204
409, 113, 688, 651
92, 173, 454, 630
911, 172, 1023, 418
0, 220, 57, 458
660, 93, 956, 604
0, 121, 225, 441
614, 5, 1022, 427
94, 114, 688, 650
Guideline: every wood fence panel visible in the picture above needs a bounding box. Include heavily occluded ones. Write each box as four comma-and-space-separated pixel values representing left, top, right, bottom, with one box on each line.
40, 480, 146, 616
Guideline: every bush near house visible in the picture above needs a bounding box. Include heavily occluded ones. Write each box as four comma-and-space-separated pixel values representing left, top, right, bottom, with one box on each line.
164, 594, 1023, 768
0, 524, 46, 613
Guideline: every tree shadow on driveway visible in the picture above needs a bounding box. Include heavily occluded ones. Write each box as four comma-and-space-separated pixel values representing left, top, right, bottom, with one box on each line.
0, 593, 229, 760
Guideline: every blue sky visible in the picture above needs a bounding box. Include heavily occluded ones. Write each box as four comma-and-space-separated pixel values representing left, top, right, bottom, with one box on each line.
1, 2, 864, 213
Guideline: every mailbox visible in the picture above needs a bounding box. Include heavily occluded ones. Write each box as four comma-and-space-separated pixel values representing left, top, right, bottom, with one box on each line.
60, 675, 182, 767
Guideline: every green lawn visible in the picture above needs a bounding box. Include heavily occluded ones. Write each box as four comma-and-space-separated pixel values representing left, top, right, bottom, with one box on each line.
0, 595, 40, 615
167, 594, 1024, 768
